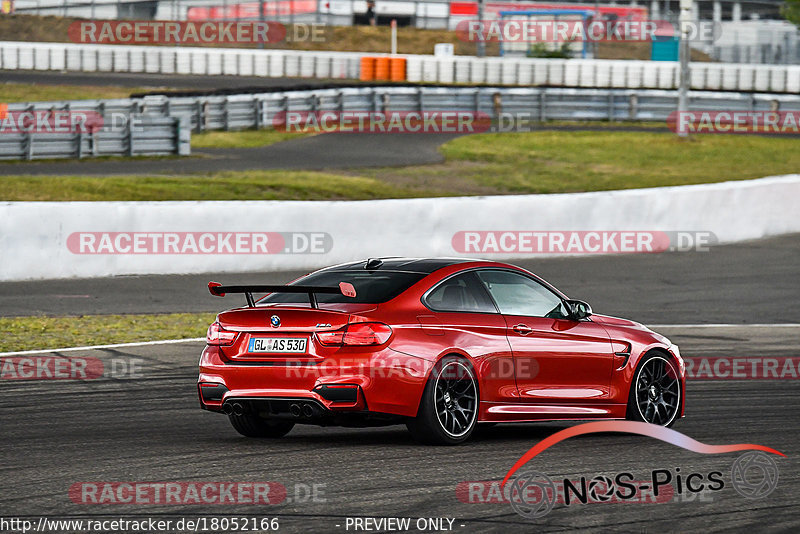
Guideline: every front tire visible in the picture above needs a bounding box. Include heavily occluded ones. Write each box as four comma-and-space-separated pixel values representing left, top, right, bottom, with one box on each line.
229, 414, 295, 438
407, 357, 479, 445
626, 352, 682, 427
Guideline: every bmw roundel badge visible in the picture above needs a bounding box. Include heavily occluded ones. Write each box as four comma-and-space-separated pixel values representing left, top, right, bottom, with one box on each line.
270, 315, 281, 328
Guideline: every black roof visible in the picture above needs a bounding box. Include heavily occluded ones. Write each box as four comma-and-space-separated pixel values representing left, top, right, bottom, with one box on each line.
323, 257, 473, 274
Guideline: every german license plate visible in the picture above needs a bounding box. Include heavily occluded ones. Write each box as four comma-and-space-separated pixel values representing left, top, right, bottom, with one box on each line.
248, 337, 307, 353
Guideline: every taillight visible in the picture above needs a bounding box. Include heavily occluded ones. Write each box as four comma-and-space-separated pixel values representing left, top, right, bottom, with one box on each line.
316, 329, 345, 346
316, 322, 392, 347
206, 321, 238, 346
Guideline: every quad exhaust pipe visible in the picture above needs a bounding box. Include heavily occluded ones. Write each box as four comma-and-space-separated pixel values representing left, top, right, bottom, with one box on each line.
225, 400, 319, 418
289, 402, 317, 418
222, 402, 245, 416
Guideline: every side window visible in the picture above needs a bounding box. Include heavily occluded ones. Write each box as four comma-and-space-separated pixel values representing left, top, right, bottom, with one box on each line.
476, 270, 568, 319
425, 272, 497, 313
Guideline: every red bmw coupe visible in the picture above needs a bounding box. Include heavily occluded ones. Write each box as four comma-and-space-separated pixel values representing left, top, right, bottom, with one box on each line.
198, 258, 685, 444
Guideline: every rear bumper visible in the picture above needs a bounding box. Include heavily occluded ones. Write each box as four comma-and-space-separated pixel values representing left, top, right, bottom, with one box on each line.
198, 345, 433, 418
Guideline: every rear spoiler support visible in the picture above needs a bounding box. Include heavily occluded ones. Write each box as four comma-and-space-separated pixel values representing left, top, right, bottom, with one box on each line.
208, 281, 357, 309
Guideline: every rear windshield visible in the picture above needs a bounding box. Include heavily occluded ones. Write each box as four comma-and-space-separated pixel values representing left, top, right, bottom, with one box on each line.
258, 270, 427, 305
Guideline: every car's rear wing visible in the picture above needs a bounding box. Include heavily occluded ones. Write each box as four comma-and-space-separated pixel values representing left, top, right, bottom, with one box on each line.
208, 281, 357, 308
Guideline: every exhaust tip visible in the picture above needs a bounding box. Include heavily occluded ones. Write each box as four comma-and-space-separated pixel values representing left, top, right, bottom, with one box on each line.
302, 403, 314, 418
289, 403, 301, 417
222, 402, 234, 415
232, 402, 244, 416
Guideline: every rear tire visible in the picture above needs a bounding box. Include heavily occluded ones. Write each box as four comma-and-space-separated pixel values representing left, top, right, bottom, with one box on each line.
228, 414, 294, 438
407, 357, 479, 445
626, 352, 682, 427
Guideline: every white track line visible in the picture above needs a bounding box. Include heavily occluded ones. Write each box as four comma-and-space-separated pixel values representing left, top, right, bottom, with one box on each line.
0, 338, 205, 357
1, 324, 798, 357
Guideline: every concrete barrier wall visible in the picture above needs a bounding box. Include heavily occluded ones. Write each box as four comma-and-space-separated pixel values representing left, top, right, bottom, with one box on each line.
2, 41, 800, 93
2, 175, 798, 281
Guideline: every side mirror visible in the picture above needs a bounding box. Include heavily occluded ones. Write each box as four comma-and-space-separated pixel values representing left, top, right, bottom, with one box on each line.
565, 299, 592, 320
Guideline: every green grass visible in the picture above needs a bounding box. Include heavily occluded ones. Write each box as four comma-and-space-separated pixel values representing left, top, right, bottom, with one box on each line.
0, 313, 215, 352
0, 82, 152, 103
188, 123, 661, 151
0, 131, 797, 201
352, 131, 800, 195
0, 171, 426, 201
191, 129, 310, 149
542, 120, 667, 129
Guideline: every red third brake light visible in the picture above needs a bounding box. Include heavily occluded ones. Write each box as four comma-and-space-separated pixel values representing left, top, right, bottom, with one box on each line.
316, 322, 392, 347
206, 321, 238, 346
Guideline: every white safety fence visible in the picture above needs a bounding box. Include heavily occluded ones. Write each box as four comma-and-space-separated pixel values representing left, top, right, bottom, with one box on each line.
2, 41, 800, 93
1, 175, 798, 281
406, 57, 800, 93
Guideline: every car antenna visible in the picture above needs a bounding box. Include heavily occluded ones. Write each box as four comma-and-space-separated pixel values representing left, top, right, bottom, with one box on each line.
365, 258, 383, 270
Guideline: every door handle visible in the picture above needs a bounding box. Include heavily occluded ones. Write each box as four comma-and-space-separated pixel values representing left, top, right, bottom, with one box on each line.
512, 324, 533, 336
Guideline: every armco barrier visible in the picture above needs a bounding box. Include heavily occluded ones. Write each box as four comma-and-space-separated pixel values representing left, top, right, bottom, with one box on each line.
1, 175, 798, 281
5, 85, 800, 161
2, 41, 800, 93
6, 87, 799, 134
0, 86, 800, 159
0, 114, 191, 160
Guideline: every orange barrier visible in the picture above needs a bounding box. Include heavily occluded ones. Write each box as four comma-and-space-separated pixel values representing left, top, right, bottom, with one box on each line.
374, 57, 391, 81
361, 56, 407, 82
359, 56, 376, 81
389, 57, 407, 81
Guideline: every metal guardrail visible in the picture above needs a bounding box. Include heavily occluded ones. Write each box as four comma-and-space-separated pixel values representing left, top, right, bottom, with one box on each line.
3, 86, 799, 160
141, 86, 800, 131
0, 112, 191, 160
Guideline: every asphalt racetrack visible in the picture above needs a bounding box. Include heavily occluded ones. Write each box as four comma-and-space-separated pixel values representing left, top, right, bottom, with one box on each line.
0, 133, 465, 176
2, 236, 799, 532
2, 329, 798, 532
3, 234, 798, 322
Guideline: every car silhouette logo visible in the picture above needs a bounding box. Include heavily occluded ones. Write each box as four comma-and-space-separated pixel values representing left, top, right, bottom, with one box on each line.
270, 315, 281, 328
